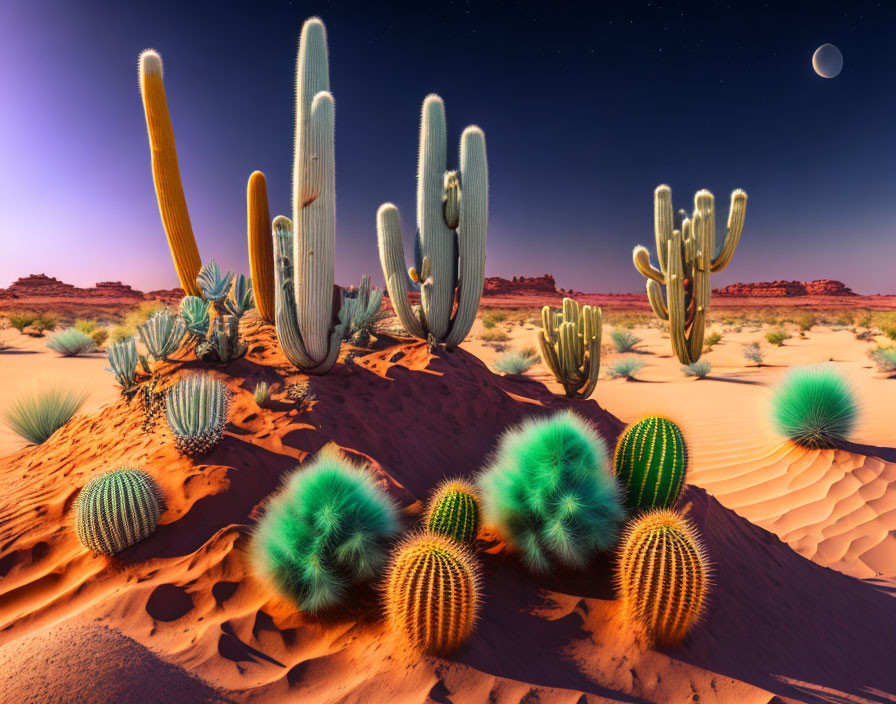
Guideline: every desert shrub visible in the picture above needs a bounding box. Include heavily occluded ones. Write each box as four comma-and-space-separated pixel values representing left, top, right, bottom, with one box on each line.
7, 311, 37, 334
869, 346, 896, 374
481, 329, 509, 343
703, 331, 722, 350
75, 468, 162, 555
164, 374, 230, 457
46, 328, 96, 357
857, 313, 872, 329
286, 381, 315, 410
254, 381, 271, 406
681, 359, 712, 378
478, 411, 624, 572
770, 365, 857, 448
110, 301, 167, 343
251, 449, 399, 612
74, 319, 99, 335
743, 343, 764, 366
481, 311, 507, 330
607, 356, 646, 380
494, 347, 539, 374
3, 384, 87, 445
31, 313, 58, 336
106, 337, 139, 390
610, 329, 641, 353
765, 329, 789, 347
342, 275, 386, 346
91, 328, 108, 347
796, 313, 817, 332
137, 309, 186, 362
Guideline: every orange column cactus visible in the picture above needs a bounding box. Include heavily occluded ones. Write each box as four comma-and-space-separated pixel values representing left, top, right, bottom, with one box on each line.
138, 49, 202, 297
247, 171, 274, 322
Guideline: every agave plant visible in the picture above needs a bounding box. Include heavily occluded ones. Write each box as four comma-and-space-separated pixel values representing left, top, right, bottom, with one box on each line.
196, 261, 234, 306
196, 315, 248, 364
180, 296, 211, 338
136, 309, 186, 362
165, 374, 230, 457
342, 275, 386, 347
225, 274, 254, 319
106, 337, 139, 390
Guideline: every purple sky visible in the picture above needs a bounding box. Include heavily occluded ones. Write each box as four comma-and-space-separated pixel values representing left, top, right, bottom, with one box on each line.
2, 1, 895, 295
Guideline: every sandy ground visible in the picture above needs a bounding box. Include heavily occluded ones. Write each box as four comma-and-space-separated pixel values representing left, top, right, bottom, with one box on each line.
1, 314, 895, 702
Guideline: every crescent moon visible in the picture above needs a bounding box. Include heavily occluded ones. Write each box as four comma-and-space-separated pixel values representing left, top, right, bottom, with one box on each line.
813, 43, 843, 78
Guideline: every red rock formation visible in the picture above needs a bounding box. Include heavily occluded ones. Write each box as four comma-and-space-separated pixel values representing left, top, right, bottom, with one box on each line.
482, 274, 559, 296
713, 279, 856, 297
0, 274, 182, 302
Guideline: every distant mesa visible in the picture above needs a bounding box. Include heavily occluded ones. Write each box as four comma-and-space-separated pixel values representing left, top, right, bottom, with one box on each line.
483, 274, 564, 296
713, 279, 856, 297
0, 273, 183, 303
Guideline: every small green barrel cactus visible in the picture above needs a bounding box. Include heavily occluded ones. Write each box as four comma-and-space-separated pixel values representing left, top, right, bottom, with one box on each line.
614, 416, 688, 512
75, 468, 162, 555
425, 479, 480, 544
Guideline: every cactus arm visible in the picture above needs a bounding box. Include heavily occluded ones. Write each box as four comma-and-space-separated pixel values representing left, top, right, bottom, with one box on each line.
646, 279, 669, 320
272, 216, 320, 370
417, 94, 454, 340
665, 231, 694, 365
444, 126, 488, 347
632, 246, 665, 284
377, 204, 427, 339
577, 305, 602, 399
138, 50, 202, 297
711, 189, 747, 272
654, 184, 674, 273
247, 171, 275, 322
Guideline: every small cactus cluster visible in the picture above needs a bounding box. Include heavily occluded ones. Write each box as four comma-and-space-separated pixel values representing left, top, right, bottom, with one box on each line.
164, 374, 230, 457
617, 510, 709, 647
614, 416, 688, 513
538, 298, 602, 399
342, 274, 385, 347
106, 337, 139, 391
136, 309, 186, 363
75, 468, 162, 555
424, 479, 480, 544
384, 532, 481, 654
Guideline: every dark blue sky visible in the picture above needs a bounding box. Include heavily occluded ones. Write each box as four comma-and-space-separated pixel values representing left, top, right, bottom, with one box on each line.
2, 0, 894, 293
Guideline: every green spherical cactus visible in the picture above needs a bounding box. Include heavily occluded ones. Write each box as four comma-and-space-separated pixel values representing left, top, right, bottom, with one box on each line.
75, 468, 162, 555
425, 479, 480, 544
614, 416, 688, 513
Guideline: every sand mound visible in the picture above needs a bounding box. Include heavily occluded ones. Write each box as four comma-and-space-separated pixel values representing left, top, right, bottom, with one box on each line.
0, 325, 894, 702
0, 623, 227, 704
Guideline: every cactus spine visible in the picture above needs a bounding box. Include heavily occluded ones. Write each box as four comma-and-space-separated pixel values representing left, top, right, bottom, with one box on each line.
137, 50, 202, 297
75, 468, 162, 555
538, 298, 602, 399
377, 95, 488, 347
425, 479, 480, 544
614, 416, 688, 512
247, 171, 274, 323
271, 17, 344, 373
617, 510, 709, 647
385, 532, 481, 654
633, 186, 747, 365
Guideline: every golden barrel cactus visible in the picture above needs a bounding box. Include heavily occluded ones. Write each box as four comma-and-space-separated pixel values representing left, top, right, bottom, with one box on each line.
617, 509, 709, 647
247, 171, 274, 322
138, 49, 202, 297
384, 532, 481, 654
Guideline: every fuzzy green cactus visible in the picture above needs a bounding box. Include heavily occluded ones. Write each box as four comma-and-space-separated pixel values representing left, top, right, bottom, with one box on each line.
425, 479, 480, 544
377, 94, 488, 347
538, 298, 602, 399
614, 416, 688, 513
271, 18, 345, 374
75, 468, 162, 555
634, 186, 747, 365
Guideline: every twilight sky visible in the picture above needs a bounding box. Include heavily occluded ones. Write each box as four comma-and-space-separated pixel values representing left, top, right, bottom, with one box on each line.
1, 0, 894, 294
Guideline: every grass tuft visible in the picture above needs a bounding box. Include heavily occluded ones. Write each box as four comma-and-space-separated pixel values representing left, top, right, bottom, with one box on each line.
3, 383, 88, 445
610, 329, 641, 353
494, 347, 539, 375
607, 356, 646, 380
681, 359, 711, 378
771, 365, 858, 448
46, 328, 97, 356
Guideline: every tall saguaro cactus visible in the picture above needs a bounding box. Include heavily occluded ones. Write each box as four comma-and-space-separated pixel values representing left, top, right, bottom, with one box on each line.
633, 186, 747, 365
247, 171, 274, 323
138, 50, 202, 297
377, 95, 488, 347
270, 17, 344, 373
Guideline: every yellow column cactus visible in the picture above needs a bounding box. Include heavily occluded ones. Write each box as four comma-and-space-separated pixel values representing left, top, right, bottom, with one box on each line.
247, 171, 274, 322
137, 50, 202, 297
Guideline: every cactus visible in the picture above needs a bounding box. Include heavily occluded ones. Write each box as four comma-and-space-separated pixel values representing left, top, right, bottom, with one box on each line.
196, 261, 234, 305
137, 50, 202, 297
247, 171, 274, 323
384, 532, 481, 654
425, 479, 480, 544
270, 18, 345, 374
377, 94, 488, 347
225, 274, 254, 319
136, 309, 186, 362
614, 417, 688, 513
180, 296, 211, 338
633, 186, 747, 365
106, 337, 139, 390
342, 274, 385, 346
195, 315, 248, 364
164, 374, 230, 457
251, 448, 399, 612
538, 298, 602, 399
75, 468, 162, 555
617, 510, 709, 647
